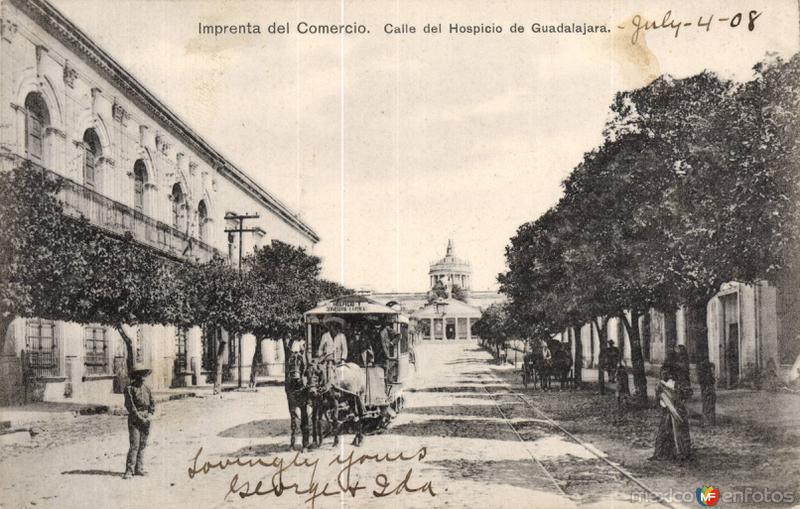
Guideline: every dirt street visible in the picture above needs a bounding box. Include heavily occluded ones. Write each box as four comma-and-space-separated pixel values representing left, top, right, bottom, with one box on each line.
1, 343, 677, 509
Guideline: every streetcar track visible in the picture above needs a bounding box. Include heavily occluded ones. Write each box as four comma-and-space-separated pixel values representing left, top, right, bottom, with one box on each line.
476, 372, 677, 509
477, 375, 570, 498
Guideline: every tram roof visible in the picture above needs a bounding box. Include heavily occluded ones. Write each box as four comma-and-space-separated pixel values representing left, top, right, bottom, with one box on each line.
304, 294, 409, 323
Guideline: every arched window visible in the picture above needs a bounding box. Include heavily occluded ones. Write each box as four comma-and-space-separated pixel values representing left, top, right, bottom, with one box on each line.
24, 93, 49, 162
133, 160, 147, 213
197, 200, 208, 241
83, 129, 101, 189
171, 183, 184, 230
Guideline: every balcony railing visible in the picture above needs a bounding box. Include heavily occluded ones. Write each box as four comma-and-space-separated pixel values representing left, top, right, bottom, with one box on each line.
10, 156, 218, 263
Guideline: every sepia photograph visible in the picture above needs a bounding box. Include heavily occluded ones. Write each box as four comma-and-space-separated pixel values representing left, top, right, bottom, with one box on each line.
0, 0, 799, 507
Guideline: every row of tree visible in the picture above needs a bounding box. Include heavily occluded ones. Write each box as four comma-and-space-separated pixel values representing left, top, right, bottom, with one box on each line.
0, 163, 349, 388
496, 54, 800, 421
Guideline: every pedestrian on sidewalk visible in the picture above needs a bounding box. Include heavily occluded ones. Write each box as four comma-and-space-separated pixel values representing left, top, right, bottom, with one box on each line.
651, 363, 692, 463
698, 359, 716, 426
123, 364, 155, 479
606, 340, 620, 382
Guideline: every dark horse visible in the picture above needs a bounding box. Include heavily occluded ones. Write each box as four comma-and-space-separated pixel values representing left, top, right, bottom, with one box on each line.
285, 350, 312, 451
549, 341, 573, 390
530, 340, 552, 390
309, 361, 366, 447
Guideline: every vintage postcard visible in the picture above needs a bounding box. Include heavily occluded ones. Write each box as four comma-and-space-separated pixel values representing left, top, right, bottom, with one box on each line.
0, 0, 798, 508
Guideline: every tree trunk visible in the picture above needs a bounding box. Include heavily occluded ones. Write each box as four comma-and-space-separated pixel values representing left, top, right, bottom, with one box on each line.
115, 325, 135, 376
691, 301, 716, 425
0, 315, 15, 357
573, 326, 583, 384
620, 310, 649, 406
249, 337, 262, 388
214, 328, 229, 394
593, 317, 608, 394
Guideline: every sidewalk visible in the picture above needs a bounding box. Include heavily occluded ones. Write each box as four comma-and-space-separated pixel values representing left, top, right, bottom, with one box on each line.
498, 344, 800, 432
578, 368, 800, 431
0, 389, 200, 431
0, 373, 287, 431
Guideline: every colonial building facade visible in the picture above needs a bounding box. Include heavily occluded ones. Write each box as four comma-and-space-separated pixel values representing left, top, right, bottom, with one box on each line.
0, 0, 319, 405
555, 280, 798, 385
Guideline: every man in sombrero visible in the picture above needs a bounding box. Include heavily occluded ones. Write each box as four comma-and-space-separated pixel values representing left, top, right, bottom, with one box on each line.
317, 317, 348, 382
123, 363, 156, 479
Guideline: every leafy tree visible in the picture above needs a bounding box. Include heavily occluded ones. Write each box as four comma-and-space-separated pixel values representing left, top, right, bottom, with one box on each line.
427, 280, 449, 302
242, 241, 349, 383
0, 164, 101, 355
500, 54, 800, 416
175, 255, 245, 390
451, 284, 468, 302
473, 303, 512, 360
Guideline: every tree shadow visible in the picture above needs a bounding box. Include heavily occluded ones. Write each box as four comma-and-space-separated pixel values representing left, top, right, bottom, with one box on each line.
388, 417, 550, 441
405, 405, 531, 420
62, 469, 122, 477
218, 418, 291, 438
407, 385, 506, 394
444, 359, 490, 366
429, 458, 553, 491
226, 442, 295, 457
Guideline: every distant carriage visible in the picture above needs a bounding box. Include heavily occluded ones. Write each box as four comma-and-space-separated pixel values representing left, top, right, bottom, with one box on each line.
520, 338, 574, 391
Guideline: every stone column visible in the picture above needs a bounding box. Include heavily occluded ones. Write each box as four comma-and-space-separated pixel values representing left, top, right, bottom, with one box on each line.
188, 326, 202, 385
466, 318, 472, 340
264, 338, 279, 376
240, 333, 257, 385
430, 318, 435, 340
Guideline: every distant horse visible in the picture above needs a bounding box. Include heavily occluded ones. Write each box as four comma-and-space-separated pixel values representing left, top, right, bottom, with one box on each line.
532, 341, 552, 390
285, 350, 311, 451
550, 343, 573, 390
310, 361, 366, 447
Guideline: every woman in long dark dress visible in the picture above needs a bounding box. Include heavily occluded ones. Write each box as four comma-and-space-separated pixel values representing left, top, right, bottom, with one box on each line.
651, 363, 692, 462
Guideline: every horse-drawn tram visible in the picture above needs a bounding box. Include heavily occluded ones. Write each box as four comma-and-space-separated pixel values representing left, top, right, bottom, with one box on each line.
290, 294, 415, 448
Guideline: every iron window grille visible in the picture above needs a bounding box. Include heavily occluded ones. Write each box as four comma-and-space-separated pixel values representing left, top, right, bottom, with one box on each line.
24, 319, 59, 377
84, 326, 108, 375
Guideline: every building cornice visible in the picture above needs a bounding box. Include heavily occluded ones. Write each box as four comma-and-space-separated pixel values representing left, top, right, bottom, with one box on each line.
12, 0, 320, 243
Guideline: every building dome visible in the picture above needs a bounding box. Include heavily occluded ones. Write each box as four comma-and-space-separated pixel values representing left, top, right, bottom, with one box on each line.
429, 239, 471, 291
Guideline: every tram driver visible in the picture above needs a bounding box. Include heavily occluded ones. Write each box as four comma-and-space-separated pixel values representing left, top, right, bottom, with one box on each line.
317, 317, 348, 381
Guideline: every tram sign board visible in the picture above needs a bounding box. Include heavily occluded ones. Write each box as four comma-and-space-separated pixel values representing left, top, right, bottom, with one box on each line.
304, 294, 410, 322
325, 303, 368, 313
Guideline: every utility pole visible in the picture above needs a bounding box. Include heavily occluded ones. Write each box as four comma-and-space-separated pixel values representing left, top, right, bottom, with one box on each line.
224, 212, 260, 388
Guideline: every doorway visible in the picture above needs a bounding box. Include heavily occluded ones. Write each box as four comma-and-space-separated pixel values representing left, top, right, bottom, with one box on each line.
726, 323, 740, 387
720, 293, 740, 388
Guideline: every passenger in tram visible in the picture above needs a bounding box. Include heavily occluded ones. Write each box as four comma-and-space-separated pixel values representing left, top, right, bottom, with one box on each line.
378, 326, 400, 382
353, 327, 375, 367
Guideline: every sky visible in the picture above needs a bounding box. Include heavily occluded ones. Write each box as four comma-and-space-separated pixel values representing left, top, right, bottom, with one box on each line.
51, 0, 799, 292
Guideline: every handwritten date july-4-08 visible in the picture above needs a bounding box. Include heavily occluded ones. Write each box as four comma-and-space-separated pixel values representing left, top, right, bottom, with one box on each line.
622, 10, 762, 44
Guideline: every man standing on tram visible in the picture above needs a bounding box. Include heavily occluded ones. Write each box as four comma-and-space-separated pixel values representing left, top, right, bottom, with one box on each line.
317, 317, 348, 380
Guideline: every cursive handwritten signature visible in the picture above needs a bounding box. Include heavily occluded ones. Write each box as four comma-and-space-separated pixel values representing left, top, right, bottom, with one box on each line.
187, 446, 436, 508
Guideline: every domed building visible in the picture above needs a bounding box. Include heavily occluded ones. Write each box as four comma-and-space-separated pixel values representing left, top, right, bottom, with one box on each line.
429, 239, 471, 295
369, 239, 505, 340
